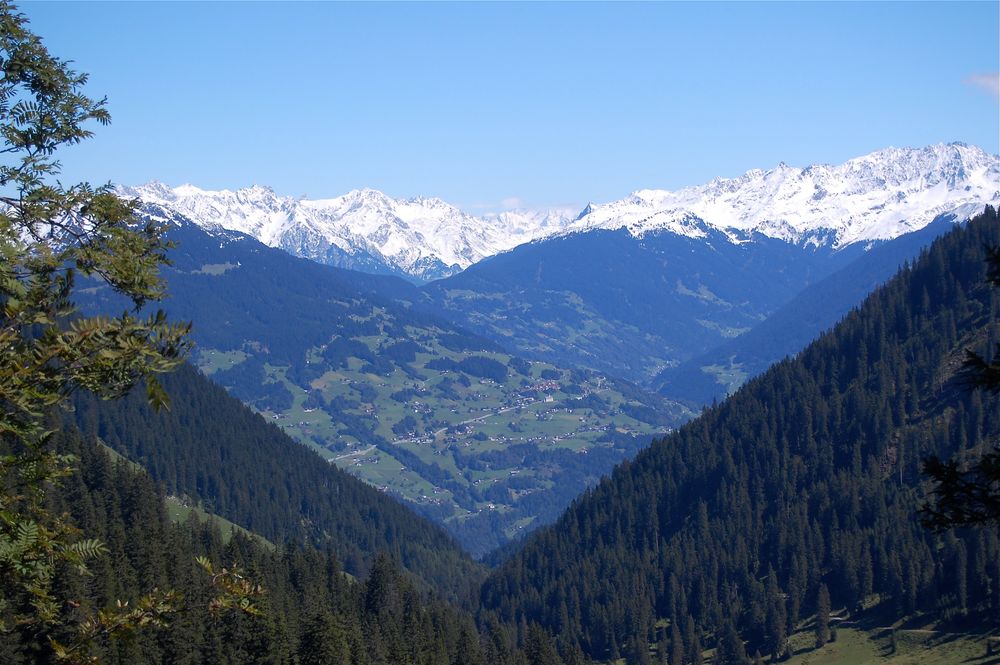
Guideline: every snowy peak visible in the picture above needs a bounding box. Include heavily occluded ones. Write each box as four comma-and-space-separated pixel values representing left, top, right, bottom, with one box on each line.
567, 143, 999, 246
123, 181, 297, 246
122, 182, 578, 281
123, 143, 999, 281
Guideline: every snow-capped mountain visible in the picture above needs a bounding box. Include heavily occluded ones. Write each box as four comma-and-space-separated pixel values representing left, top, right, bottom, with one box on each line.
422, 143, 998, 387
121, 182, 577, 281
566, 143, 998, 246
123, 143, 998, 282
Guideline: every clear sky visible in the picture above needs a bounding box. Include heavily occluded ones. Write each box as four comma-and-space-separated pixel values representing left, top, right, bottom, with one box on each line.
21, 1, 1000, 212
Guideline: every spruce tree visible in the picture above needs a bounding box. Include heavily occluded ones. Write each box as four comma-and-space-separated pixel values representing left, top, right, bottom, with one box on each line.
814, 584, 830, 649
715, 620, 748, 665
669, 622, 684, 665
922, 242, 1000, 529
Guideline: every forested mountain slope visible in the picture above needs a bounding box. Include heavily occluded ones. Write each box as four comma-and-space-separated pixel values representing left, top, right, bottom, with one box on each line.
480, 208, 1000, 662
78, 207, 688, 556
422, 225, 865, 386
69, 364, 484, 604
1, 424, 500, 665
655, 214, 961, 405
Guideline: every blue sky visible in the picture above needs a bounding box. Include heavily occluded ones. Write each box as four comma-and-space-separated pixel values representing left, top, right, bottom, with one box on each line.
23, 1, 1000, 212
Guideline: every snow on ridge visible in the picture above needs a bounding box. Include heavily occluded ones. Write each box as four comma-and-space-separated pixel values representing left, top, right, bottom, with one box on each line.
121, 182, 580, 280
566, 143, 999, 247
122, 143, 999, 279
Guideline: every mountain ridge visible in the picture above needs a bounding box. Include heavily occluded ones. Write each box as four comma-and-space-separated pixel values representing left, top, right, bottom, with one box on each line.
564, 142, 997, 246
122, 182, 578, 281
479, 205, 1000, 662
122, 142, 998, 282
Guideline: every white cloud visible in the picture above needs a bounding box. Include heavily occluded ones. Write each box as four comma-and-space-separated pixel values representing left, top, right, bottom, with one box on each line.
964, 72, 1000, 101
500, 197, 523, 210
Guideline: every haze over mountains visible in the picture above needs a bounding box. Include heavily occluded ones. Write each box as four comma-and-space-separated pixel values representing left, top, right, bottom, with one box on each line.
653, 214, 967, 404
124, 142, 998, 283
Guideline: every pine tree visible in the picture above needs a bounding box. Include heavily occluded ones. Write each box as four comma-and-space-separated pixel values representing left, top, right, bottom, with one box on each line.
765, 569, 788, 661
669, 621, 684, 665
715, 620, 748, 665
298, 610, 351, 665
922, 242, 1000, 529
525, 623, 564, 665
814, 584, 830, 649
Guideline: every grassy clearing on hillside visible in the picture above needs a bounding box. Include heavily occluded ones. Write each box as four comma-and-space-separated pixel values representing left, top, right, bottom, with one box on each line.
164, 498, 273, 547
197, 348, 248, 374
785, 626, 999, 665
615, 597, 1000, 665
700, 355, 749, 395
191, 261, 239, 275
603, 625, 999, 665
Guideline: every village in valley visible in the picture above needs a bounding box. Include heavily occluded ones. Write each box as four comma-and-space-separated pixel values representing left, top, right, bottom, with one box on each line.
197, 327, 684, 538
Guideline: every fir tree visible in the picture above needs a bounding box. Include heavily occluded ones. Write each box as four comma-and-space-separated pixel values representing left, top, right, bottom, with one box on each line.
814, 584, 830, 649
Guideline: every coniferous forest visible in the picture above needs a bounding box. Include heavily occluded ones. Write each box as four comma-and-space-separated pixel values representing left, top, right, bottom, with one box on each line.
67, 365, 484, 604
480, 208, 1000, 662
2, 4, 999, 665
0, 423, 504, 665
9, 209, 998, 665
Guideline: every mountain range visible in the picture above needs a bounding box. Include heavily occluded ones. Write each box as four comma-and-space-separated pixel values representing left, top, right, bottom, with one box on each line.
18, 8, 1000, 662
122, 182, 578, 281
480, 206, 1000, 663
563, 142, 996, 247
64, 155, 1000, 662
123, 142, 998, 283
101, 143, 1000, 554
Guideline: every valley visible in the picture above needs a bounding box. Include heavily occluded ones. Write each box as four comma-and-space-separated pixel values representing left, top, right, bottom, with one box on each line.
99, 144, 1000, 557
5, 5, 998, 664
195, 332, 686, 552
78, 211, 689, 556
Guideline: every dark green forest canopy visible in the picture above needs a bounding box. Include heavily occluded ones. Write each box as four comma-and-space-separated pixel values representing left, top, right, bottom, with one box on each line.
74, 214, 686, 558
480, 208, 1000, 661
68, 364, 485, 604
0, 424, 506, 665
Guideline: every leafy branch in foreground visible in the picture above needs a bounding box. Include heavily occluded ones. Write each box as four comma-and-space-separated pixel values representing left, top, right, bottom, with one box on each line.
0, 1, 196, 656
197, 556, 266, 617
49, 590, 182, 665
47, 560, 265, 664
